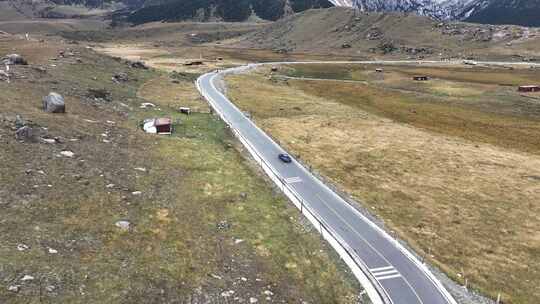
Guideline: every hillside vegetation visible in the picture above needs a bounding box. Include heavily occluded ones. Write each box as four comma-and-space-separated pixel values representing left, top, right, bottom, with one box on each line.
126, 0, 333, 24
0, 33, 362, 304
466, 0, 540, 27
236, 7, 540, 60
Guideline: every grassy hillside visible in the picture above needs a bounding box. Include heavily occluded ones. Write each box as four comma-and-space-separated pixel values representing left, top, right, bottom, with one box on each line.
236, 7, 540, 60
0, 35, 363, 304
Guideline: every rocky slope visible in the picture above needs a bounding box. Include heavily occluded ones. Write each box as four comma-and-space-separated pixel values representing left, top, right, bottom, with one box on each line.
463, 0, 540, 27
3, 0, 538, 26
236, 7, 540, 60
331, 0, 540, 26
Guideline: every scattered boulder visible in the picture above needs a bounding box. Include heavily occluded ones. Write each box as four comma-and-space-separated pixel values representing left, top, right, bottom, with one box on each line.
42, 92, 65, 113
112, 72, 129, 83
45, 285, 56, 292
366, 27, 384, 40
115, 220, 131, 231
15, 114, 25, 129
15, 126, 37, 142
20, 275, 34, 282
129, 61, 148, 69
0, 69, 10, 81
273, 48, 290, 54
2, 54, 28, 65
32, 66, 47, 74
60, 150, 75, 158
7, 285, 20, 293
42, 137, 59, 144
17, 244, 30, 251
140, 102, 156, 109
87, 88, 112, 101
401, 46, 433, 55
377, 41, 398, 54
216, 220, 230, 231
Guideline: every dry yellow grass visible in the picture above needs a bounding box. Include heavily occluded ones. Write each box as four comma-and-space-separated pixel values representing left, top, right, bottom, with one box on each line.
226, 70, 540, 304
137, 76, 209, 113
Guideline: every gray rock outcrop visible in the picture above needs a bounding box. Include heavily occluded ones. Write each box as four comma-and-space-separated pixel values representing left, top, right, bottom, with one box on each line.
42, 92, 65, 113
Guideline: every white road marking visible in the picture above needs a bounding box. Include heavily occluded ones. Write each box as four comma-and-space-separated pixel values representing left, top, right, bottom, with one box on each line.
313, 193, 422, 303
285, 176, 302, 184
370, 266, 395, 272
373, 269, 399, 277
377, 274, 403, 281
371, 266, 402, 281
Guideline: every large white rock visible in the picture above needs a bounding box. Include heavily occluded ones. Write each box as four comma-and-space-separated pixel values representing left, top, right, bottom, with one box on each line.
43, 92, 65, 113
3, 54, 27, 65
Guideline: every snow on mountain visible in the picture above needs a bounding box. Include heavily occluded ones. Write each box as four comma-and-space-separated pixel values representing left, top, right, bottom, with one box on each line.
326, 0, 533, 24
327, 0, 355, 6
350, 0, 453, 19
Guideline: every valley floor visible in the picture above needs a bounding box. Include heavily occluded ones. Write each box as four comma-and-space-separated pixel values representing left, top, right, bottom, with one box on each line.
1, 15, 539, 304
225, 64, 540, 304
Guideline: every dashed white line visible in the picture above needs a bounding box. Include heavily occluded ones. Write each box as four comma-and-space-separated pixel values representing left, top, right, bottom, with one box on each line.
374, 270, 400, 277
371, 266, 395, 272
377, 274, 403, 281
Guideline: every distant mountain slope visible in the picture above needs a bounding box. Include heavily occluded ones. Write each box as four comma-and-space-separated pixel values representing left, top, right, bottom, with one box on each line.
464, 0, 540, 27
236, 7, 540, 58
348, 0, 453, 19
330, 0, 540, 27
126, 0, 333, 24
5, 0, 539, 27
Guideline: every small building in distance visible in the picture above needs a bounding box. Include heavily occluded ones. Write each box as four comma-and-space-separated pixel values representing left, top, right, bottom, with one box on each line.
143, 118, 172, 135
413, 76, 429, 81
518, 85, 540, 92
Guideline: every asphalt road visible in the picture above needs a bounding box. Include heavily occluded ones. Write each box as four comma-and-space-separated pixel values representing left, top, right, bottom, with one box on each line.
196, 60, 530, 304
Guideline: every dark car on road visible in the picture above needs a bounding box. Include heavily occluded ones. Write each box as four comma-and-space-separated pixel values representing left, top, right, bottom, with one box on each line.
278, 153, 292, 163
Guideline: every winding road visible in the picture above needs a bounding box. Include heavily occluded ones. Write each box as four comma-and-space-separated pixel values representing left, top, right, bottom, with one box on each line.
197, 60, 538, 304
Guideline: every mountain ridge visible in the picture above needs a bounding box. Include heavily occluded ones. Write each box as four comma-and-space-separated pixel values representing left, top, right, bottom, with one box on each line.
330, 0, 540, 26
